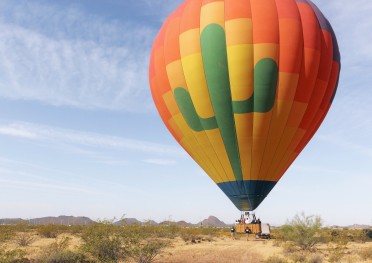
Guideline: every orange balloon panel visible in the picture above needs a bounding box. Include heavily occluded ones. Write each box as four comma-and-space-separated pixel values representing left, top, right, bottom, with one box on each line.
149, 0, 340, 211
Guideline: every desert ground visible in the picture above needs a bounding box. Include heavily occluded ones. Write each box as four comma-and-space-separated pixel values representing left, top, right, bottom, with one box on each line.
0, 226, 371, 263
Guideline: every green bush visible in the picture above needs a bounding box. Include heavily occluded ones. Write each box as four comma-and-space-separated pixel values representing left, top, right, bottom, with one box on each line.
0, 226, 17, 243
132, 239, 170, 263
37, 225, 62, 238
278, 213, 323, 251
37, 236, 90, 263
362, 229, 372, 240
81, 223, 128, 262
14, 232, 34, 247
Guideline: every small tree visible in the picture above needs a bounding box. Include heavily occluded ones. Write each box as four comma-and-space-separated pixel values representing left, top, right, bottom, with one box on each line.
279, 213, 323, 251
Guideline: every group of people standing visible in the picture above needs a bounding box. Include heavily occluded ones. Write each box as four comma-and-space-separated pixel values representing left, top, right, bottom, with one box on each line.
230, 212, 262, 239
235, 212, 261, 225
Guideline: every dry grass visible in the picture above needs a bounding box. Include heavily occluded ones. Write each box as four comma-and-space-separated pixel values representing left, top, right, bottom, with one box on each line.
0, 227, 371, 263
158, 237, 277, 263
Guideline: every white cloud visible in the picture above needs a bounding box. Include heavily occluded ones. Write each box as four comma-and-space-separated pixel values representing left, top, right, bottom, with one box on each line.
143, 159, 177, 166
0, 121, 183, 156
0, 1, 156, 112
316, 134, 372, 158
291, 164, 346, 175
0, 126, 36, 138
0, 178, 98, 194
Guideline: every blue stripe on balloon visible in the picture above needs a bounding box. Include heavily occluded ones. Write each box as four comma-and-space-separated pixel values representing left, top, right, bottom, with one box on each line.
217, 180, 277, 211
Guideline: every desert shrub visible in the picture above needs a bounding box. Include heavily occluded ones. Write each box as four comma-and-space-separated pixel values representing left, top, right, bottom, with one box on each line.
282, 242, 298, 254
322, 228, 372, 244
358, 247, 372, 260
14, 232, 34, 247
49, 236, 72, 251
362, 229, 372, 240
327, 245, 345, 263
37, 236, 89, 263
0, 226, 17, 243
38, 250, 89, 263
278, 213, 323, 251
132, 239, 170, 263
264, 255, 288, 263
322, 229, 349, 245
81, 223, 128, 262
307, 254, 323, 263
0, 247, 27, 263
287, 251, 308, 262
179, 228, 204, 243
66, 225, 84, 235
37, 224, 63, 238
272, 240, 283, 247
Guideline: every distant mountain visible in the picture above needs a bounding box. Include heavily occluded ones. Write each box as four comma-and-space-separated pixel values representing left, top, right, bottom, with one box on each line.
0, 216, 94, 225
199, 216, 228, 227
30, 216, 94, 225
0, 218, 25, 225
143, 220, 158, 225
348, 224, 371, 229
114, 218, 142, 225
159, 220, 195, 227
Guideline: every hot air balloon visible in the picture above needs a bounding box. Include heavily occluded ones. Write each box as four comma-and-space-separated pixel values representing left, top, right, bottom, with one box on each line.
149, 0, 340, 211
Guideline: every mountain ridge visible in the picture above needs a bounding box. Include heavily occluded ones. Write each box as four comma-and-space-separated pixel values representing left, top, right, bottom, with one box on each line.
0, 216, 370, 229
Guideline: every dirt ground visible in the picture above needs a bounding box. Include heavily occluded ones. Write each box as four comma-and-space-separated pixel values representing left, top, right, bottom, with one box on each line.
159, 237, 278, 263
3, 233, 372, 262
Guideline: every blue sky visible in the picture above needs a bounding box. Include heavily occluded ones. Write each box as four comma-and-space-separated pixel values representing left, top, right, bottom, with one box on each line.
0, 0, 371, 226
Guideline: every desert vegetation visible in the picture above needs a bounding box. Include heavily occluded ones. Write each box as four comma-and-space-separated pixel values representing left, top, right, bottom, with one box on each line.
0, 214, 370, 263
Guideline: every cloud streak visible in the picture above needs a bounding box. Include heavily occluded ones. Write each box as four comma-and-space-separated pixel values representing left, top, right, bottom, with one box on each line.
0, 1, 156, 112
0, 178, 98, 195
0, 121, 183, 156
143, 159, 177, 166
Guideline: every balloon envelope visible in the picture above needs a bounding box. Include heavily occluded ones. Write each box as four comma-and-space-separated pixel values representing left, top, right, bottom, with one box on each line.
149, 0, 340, 211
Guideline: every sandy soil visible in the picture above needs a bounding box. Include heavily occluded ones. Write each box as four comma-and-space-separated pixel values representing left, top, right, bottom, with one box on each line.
158, 237, 372, 263
2, 233, 372, 262
159, 237, 279, 263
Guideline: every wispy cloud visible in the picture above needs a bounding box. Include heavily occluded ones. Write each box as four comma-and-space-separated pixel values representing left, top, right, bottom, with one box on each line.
143, 159, 177, 166
291, 164, 346, 175
0, 1, 157, 112
0, 178, 98, 195
0, 125, 36, 138
0, 121, 183, 156
316, 134, 372, 158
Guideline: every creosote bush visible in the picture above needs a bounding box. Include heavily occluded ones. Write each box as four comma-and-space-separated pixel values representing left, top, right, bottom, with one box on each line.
37, 236, 89, 263
37, 224, 62, 238
81, 222, 129, 262
133, 239, 170, 263
14, 232, 34, 247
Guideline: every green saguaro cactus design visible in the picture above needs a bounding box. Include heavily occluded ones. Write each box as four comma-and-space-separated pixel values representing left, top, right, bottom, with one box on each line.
174, 24, 278, 182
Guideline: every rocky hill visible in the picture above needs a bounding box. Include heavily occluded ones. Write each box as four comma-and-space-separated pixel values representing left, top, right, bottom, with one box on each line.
114, 218, 143, 225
